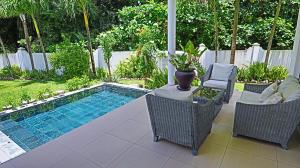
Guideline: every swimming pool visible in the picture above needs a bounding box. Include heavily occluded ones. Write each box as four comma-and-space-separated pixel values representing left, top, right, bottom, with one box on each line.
0, 84, 147, 152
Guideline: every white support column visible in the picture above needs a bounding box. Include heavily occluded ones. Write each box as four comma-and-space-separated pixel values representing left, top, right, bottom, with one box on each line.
293, 8, 300, 76
167, 0, 176, 86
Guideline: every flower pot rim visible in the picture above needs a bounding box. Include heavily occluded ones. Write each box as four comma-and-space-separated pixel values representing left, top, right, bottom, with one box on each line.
176, 70, 195, 73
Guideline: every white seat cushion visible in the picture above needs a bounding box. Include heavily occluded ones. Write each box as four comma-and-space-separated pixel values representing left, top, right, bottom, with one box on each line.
278, 76, 300, 100
285, 91, 300, 102
203, 80, 228, 89
237, 91, 262, 104
262, 92, 283, 104
259, 82, 278, 102
154, 88, 193, 102
210, 63, 234, 81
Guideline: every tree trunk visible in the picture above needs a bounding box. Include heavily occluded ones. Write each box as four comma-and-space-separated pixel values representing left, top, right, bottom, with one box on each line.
213, 0, 219, 62
230, 0, 240, 64
265, 0, 283, 65
0, 35, 11, 67
107, 61, 112, 81
32, 15, 49, 71
83, 10, 96, 75
19, 14, 35, 70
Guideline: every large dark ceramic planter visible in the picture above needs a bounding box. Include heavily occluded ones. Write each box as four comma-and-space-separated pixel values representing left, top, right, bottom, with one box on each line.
175, 70, 195, 91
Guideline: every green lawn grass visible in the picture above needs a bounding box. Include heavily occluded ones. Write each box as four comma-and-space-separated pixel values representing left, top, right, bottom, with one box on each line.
0, 79, 245, 111
0, 80, 67, 110
119, 79, 145, 86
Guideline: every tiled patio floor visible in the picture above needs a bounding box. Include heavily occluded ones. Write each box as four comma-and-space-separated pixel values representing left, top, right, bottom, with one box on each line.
1, 90, 300, 168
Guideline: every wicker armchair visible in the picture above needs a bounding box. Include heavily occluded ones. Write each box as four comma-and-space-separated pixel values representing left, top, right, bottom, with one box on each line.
233, 83, 300, 149
201, 64, 237, 103
146, 94, 214, 155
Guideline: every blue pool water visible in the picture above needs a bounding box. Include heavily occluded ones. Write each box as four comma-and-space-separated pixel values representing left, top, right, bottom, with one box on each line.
0, 89, 136, 151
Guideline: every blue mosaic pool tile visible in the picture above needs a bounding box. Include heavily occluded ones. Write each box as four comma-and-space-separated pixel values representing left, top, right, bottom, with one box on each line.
0, 85, 147, 151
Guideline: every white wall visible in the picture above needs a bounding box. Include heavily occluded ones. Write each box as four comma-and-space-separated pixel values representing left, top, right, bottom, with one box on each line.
0, 45, 296, 73
293, 8, 300, 76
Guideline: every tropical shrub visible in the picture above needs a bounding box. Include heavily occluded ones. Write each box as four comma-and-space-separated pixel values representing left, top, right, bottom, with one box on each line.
194, 87, 220, 99
145, 68, 168, 89
80, 75, 91, 88
248, 62, 269, 82
96, 68, 108, 80
115, 55, 154, 79
0, 65, 22, 80
66, 77, 82, 91
21, 69, 57, 80
237, 63, 289, 83
97, 31, 117, 80
170, 41, 206, 72
37, 88, 53, 100
237, 67, 251, 82
4, 95, 20, 109
268, 66, 288, 82
20, 89, 31, 103
137, 42, 158, 78
50, 39, 90, 79
66, 75, 91, 91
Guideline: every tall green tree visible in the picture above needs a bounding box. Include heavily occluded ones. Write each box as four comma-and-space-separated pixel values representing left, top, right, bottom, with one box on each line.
59, 0, 97, 75
0, 0, 35, 70
230, 0, 240, 64
265, 0, 284, 65
209, 0, 219, 62
26, 0, 50, 71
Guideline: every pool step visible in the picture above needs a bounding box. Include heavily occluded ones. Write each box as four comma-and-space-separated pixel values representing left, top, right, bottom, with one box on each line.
0, 131, 25, 163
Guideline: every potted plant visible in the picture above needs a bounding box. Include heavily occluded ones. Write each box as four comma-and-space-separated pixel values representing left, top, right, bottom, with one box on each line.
170, 41, 206, 91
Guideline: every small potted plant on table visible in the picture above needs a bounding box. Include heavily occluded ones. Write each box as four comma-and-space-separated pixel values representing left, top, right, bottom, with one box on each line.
170, 41, 206, 91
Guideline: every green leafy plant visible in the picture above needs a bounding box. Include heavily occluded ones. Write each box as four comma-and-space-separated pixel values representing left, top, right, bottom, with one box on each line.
248, 62, 269, 82
20, 89, 31, 103
50, 38, 90, 79
97, 31, 117, 80
66, 75, 91, 91
103, 74, 119, 83
4, 96, 20, 109
145, 68, 168, 89
0, 65, 22, 80
66, 77, 83, 91
237, 67, 251, 82
194, 87, 219, 100
268, 66, 288, 82
21, 69, 57, 80
37, 88, 52, 100
137, 41, 158, 78
170, 41, 206, 72
80, 75, 91, 88
96, 68, 108, 80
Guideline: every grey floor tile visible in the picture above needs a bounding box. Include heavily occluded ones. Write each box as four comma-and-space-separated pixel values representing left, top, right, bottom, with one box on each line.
136, 133, 179, 157
162, 158, 196, 168
0, 162, 16, 168
81, 133, 132, 167
51, 152, 102, 168
57, 126, 107, 151
108, 145, 169, 168
10, 140, 72, 168
107, 119, 149, 143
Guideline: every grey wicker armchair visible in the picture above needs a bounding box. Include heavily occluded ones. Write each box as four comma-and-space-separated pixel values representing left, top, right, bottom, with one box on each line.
233, 83, 300, 149
146, 94, 214, 155
201, 64, 237, 103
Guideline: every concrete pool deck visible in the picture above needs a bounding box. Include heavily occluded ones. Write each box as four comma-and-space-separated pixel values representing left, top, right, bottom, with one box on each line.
1, 90, 300, 168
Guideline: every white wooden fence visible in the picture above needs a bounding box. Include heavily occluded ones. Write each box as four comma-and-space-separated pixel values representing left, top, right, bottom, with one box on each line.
0, 43, 295, 73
